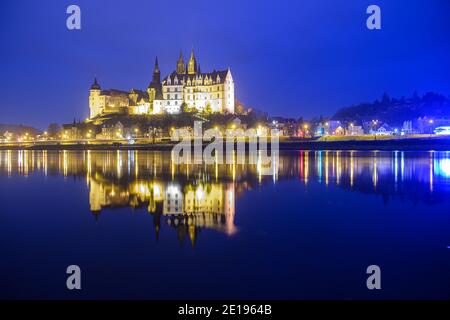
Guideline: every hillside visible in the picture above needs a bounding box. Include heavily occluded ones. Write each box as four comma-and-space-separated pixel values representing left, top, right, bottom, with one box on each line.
0, 124, 41, 136
332, 92, 450, 126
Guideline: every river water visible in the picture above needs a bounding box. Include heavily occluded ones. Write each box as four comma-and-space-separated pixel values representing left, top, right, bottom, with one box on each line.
1, 150, 450, 299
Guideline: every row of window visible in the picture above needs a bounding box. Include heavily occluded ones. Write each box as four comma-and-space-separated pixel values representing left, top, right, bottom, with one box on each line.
167, 200, 222, 205
166, 79, 222, 86
164, 86, 223, 93
165, 93, 223, 100
164, 87, 182, 93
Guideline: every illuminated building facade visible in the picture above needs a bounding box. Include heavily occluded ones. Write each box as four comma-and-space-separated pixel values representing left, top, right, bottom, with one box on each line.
88, 50, 235, 118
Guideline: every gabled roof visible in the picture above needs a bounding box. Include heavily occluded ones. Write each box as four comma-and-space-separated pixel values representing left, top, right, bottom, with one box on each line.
129, 89, 149, 102
162, 69, 229, 85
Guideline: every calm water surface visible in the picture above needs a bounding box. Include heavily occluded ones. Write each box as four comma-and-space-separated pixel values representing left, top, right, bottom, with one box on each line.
1, 150, 450, 299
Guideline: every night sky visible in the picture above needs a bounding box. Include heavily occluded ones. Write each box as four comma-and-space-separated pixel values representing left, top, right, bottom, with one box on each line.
1, 0, 450, 129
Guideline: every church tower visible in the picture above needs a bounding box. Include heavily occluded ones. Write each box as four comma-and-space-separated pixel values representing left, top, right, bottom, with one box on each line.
152, 56, 161, 84
187, 49, 197, 75
147, 57, 162, 107
176, 51, 186, 74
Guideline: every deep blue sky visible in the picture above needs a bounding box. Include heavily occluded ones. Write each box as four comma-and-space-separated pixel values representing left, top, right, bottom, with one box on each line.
1, 0, 450, 129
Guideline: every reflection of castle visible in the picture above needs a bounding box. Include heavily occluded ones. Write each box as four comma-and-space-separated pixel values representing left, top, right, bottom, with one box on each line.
1, 149, 450, 243
88, 176, 237, 244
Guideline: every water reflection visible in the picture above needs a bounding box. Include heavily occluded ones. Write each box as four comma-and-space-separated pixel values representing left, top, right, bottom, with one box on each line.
1, 150, 450, 244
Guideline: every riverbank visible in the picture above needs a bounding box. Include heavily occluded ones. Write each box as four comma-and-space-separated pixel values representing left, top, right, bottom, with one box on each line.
2, 136, 450, 151
280, 137, 450, 151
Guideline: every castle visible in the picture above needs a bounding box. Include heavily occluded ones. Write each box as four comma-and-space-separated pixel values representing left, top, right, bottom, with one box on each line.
89, 50, 235, 119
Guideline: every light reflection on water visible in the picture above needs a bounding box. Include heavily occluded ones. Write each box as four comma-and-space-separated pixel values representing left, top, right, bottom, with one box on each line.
3, 150, 450, 183
1, 150, 450, 197
1, 150, 450, 299
1, 150, 450, 239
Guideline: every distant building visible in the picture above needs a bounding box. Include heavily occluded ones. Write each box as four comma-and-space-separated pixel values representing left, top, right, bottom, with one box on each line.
2, 131, 13, 141
61, 123, 82, 140
270, 117, 297, 137
148, 127, 164, 141
171, 126, 193, 139
402, 121, 413, 135
97, 121, 124, 140
314, 123, 326, 137
347, 125, 364, 136
374, 124, 392, 135
328, 121, 342, 135
334, 126, 345, 136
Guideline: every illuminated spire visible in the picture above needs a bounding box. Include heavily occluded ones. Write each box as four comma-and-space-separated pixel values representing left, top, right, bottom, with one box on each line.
176, 50, 185, 74
187, 49, 197, 74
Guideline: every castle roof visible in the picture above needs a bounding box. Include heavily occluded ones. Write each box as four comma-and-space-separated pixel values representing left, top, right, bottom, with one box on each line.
91, 77, 101, 90
128, 89, 151, 105
162, 69, 229, 85
100, 89, 129, 96
130, 89, 148, 100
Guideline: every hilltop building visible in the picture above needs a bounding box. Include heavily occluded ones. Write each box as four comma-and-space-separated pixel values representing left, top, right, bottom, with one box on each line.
89, 50, 235, 118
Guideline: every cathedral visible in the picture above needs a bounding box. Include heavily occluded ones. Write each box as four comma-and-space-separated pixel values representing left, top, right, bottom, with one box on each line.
89, 50, 235, 118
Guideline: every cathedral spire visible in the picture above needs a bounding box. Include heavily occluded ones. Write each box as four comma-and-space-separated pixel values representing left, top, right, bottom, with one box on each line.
176, 50, 185, 74
153, 56, 160, 78
187, 49, 197, 75
154, 56, 160, 73
149, 56, 161, 89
